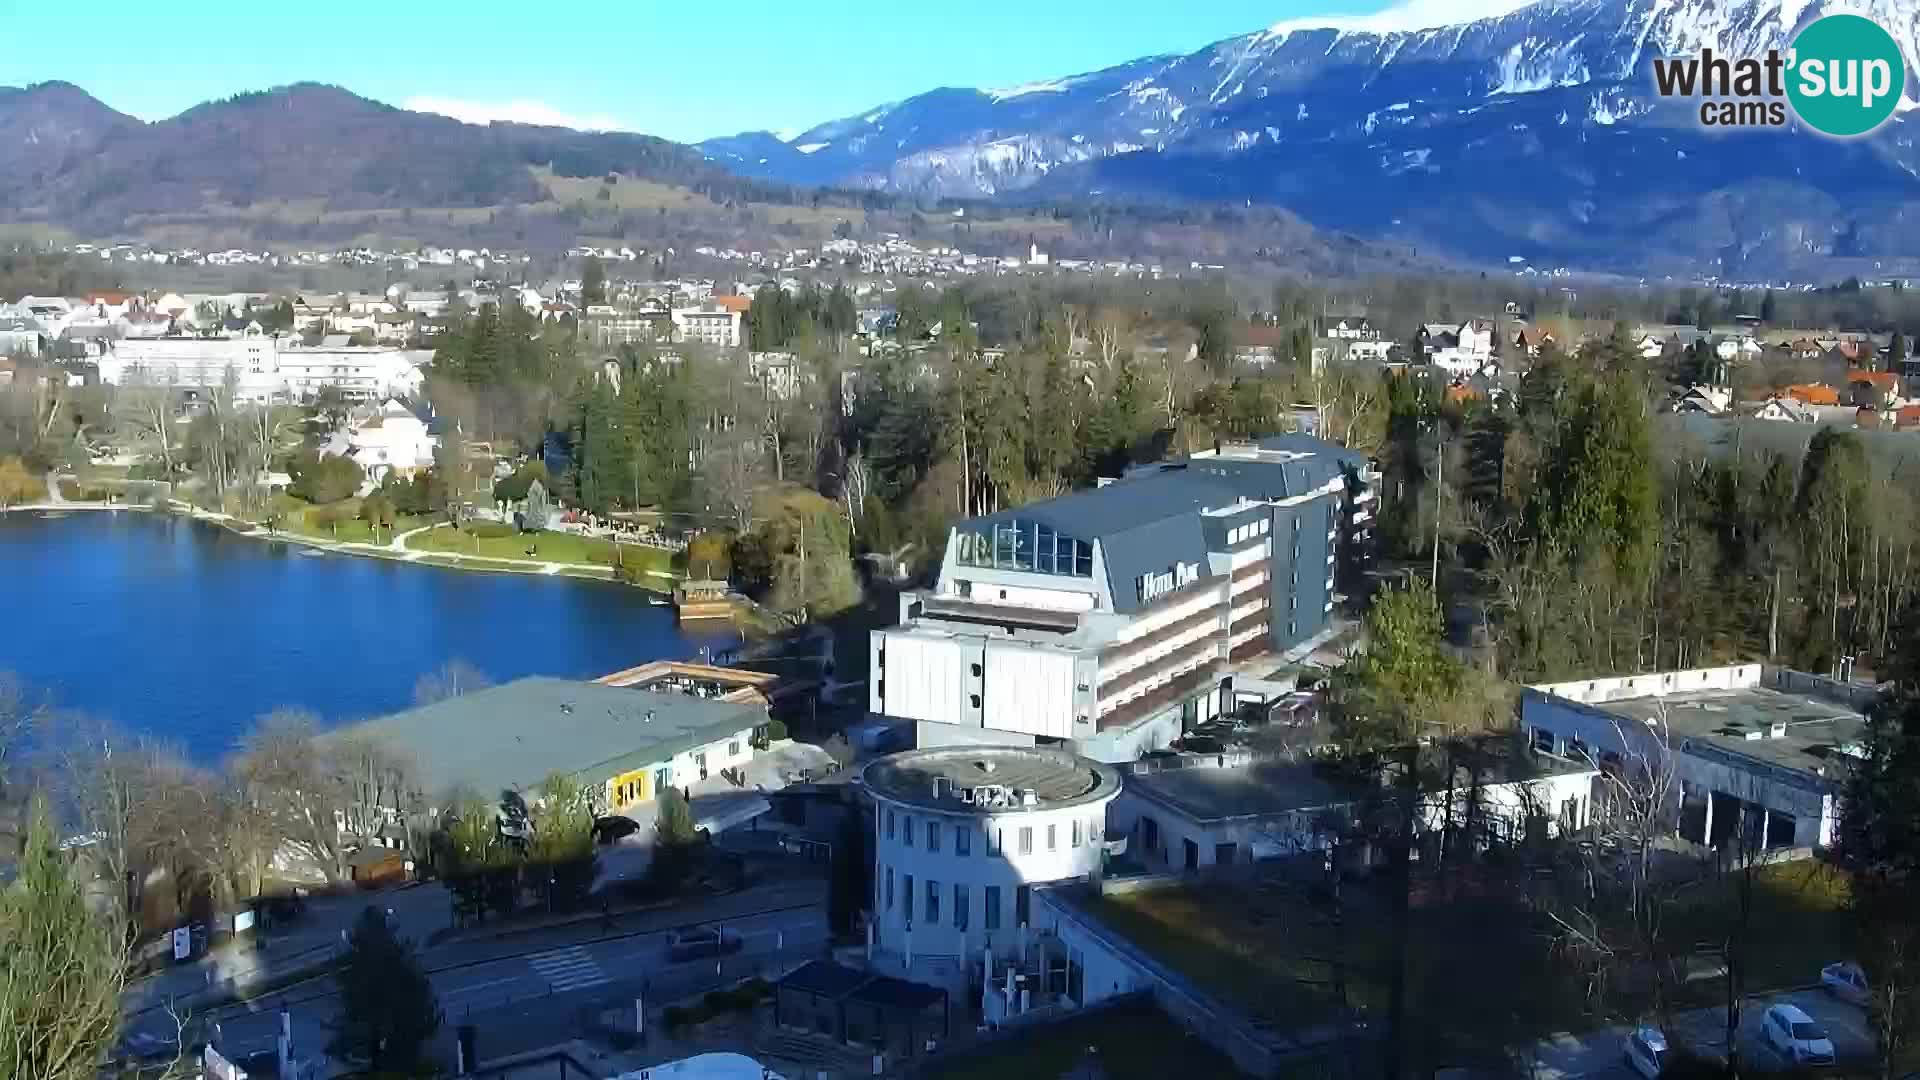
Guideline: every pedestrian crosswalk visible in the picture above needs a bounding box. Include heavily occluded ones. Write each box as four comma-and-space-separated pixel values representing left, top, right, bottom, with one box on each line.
526, 945, 609, 992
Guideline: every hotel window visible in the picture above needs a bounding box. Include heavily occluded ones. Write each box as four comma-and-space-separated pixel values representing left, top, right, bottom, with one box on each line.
984, 885, 1001, 929
728, 739, 741, 756
956, 825, 971, 856
1047, 824, 1057, 851
885, 810, 895, 840
886, 866, 894, 909
1018, 827, 1033, 855
988, 827, 1002, 854
954, 884, 970, 931
926, 880, 940, 924
903, 874, 913, 922
927, 820, 941, 853
903, 816, 915, 846
1071, 820, 1082, 848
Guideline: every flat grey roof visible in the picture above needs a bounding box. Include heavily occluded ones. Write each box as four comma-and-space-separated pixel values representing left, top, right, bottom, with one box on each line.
1590, 686, 1867, 776
861, 746, 1120, 814
1126, 762, 1360, 823
330, 676, 763, 800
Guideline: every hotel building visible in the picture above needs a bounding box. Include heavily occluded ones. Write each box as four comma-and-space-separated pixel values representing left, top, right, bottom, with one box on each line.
868, 435, 1378, 762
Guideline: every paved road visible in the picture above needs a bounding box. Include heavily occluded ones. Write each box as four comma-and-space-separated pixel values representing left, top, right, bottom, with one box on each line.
125, 901, 828, 1073
1526, 988, 1875, 1078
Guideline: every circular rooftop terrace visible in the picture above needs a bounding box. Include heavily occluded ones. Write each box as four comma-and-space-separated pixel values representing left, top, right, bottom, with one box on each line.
860, 745, 1120, 814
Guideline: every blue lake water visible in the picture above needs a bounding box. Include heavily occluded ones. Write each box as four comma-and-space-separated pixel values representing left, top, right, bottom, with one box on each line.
0, 511, 739, 763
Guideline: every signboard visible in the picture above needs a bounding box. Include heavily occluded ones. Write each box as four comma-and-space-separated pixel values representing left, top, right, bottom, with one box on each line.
203, 1046, 249, 1080
1138, 561, 1200, 604
171, 927, 192, 961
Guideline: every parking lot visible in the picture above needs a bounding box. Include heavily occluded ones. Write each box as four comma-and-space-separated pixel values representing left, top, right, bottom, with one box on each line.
1529, 987, 1875, 1078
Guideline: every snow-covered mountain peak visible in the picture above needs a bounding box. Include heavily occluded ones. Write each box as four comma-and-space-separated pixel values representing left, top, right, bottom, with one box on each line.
697, 0, 1920, 274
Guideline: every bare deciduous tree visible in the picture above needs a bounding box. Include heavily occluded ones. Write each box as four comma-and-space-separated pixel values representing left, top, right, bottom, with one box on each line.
233, 708, 350, 881
839, 452, 871, 539
1546, 708, 1687, 1027
111, 376, 180, 480
412, 659, 492, 706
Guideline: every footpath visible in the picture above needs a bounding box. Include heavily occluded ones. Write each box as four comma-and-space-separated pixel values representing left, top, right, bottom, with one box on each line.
11, 475, 684, 585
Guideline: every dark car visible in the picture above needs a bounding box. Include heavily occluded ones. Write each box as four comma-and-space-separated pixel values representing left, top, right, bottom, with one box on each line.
667, 927, 742, 962
593, 816, 641, 845
1176, 735, 1226, 755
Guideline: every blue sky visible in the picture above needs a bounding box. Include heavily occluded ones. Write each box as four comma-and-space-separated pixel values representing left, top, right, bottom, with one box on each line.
0, 0, 1526, 143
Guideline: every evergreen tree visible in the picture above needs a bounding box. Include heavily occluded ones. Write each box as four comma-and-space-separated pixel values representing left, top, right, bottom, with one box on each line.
1838, 688, 1920, 1077
522, 478, 551, 532
581, 256, 606, 306
824, 282, 857, 337
0, 800, 124, 1080
329, 907, 441, 1073
571, 380, 625, 514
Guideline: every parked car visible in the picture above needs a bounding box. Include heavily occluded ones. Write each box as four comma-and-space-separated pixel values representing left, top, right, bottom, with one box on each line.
1821, 961, 1870, 1006
1623, 1026, 1669, 1079
1176, 735, 1226, 755
666, 927, 742, 962
1761, 1003, 1836, 1066
593, 815, 641, 845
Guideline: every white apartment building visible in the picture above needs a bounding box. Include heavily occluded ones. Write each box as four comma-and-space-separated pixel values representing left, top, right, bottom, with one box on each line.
99, 337, 428, 403
101, 336, 283, 402
862, 746, 1121, 994
869, 435, 1377, 763
277, 346, 428, 402
672, 304, 743, 348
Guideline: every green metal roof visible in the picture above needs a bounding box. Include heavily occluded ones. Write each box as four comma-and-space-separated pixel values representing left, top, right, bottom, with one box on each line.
332, 676, 764, 802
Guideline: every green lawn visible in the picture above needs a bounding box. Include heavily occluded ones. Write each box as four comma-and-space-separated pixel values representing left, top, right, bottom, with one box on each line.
1086, 871, 1589, 1073
1084, 859, 1857, 1073
271, 496, 428, 545
1663, 860, 1853, 997
924, 999, 1235, 1080
404, 523, 676, 576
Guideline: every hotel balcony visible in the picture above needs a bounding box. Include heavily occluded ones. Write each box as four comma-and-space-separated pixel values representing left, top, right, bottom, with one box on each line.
1096, 661, 1224, 733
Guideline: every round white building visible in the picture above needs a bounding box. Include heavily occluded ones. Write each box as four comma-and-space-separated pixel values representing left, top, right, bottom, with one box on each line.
861, 746, 1121, 989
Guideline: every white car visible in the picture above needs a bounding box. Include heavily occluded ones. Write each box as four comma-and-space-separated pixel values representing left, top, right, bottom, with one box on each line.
1822, 961, 1870, 1006
1623, 1025, 1669, 1078
1762, 1003, 1836, 1067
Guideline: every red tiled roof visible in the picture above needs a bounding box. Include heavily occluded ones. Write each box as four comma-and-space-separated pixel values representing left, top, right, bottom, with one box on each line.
1848, 370, 1899, 390
711, 294, 752, 314
1785, 383, 1840, 406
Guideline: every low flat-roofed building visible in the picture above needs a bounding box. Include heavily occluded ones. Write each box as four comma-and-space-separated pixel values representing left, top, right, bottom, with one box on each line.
1521, 664, 1872, 853
1112, 741, 1599, 873
773, 959, 948, 1061
333, 676, 765, 814
1112, 761, 1360, 872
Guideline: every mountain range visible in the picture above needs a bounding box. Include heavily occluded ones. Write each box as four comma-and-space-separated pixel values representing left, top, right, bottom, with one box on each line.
10, 1, 1920, 277
0, 81, 778, 238
699, 0, 1920, 277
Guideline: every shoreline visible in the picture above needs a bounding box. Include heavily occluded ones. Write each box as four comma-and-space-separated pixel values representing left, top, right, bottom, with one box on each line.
3, 500, 681, 596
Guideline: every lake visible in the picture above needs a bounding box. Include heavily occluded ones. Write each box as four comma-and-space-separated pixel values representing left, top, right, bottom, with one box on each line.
0, 511, 740, 763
